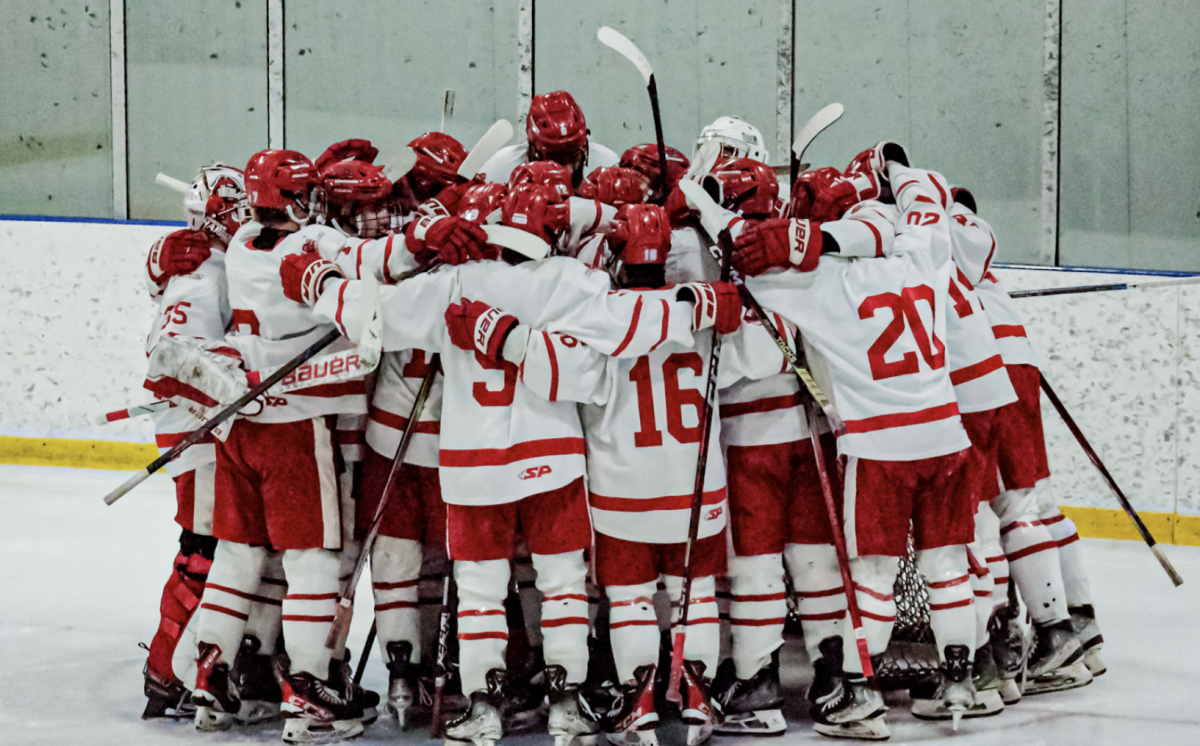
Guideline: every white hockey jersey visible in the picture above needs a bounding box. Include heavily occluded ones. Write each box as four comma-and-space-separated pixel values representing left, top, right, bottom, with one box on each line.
224, 222, 367, 424
745, 165, 971, 461
514, 317, 784, 543
365, 349, 443, 469
312, 257, 700, 506
144, 239, 231, 477
478, 140, 620, 185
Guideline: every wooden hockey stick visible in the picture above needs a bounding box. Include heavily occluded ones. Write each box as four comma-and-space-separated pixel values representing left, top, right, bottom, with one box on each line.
597, 27, 671, 199
1008, 274, 1200, 299
666, 233, 731, 705
326, 355, 442, 649
1039, 374, 1183, 587
429, 566, 456, 738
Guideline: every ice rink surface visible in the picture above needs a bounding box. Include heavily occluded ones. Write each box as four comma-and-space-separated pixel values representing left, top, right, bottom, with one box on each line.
2, 464, 1198, 746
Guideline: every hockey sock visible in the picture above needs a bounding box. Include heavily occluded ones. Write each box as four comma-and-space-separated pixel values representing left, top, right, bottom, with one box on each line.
455, 559, 511, 694
975, 501, 1009, 614
727, 553, 786, 679
513, 553, 545, 648
532, 551, 590, 684
841, 555, 899, 674
370, 536, 423, 664
784, 543, 847, 664
281, 548, 340, 679
665, 574, 722, 674
419, 544, 449, 664
992, 488, 1068, 623
715, 574, 733, 666
244, 552, 285, 656
1039, 505, 1095, 607
196, 541, 268, 667
606, 581, 660, 684
967, 543, 993, 649
917, 545, 976, 659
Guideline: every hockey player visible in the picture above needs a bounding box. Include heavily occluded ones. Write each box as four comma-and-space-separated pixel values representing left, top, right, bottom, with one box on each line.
393, 131, 469, 223
140, 165, 242, 719
949, 187, 1099, 694
619, 144, 690, 205
283, 184, 736, 746
443, 203, 779, 746
479, 91, 619, 187
729, 146, 977, 740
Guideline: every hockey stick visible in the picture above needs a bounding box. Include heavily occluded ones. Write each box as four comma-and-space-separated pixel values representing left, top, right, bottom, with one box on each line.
790, 103, 845, 184
457, 120, 514, 179
95, 399, 173, 424
104, 275, 382, 505
156, 172, 191, 194
666, 231, 732, 705
429, 565, 455, 738
597, 27, 671, 198
440, 88, 455, 133
1008, 275, 1200, 299
353, 621, 377, 686
1039, 374, 1184, 587
326, 355, 442, 649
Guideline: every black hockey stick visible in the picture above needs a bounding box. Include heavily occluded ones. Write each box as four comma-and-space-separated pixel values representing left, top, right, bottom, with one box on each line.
1008, 275, 1200, 299
326, 355, 442, 649
429, 566, 455, 738
353, 621, 377, 686
1039, 374, 1183, 587
666, 231, 732, 705
597, 27, 671, 198
102, 328, 342, 505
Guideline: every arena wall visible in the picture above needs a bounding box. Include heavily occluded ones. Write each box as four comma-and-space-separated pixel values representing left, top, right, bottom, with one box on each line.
2, 217, 1196, 545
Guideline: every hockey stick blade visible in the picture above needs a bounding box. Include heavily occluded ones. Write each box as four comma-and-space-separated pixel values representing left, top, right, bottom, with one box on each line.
483, 224, 550, 260
792, 103, 844, 166
598, 26, 653, 85
383, 147, 419, 180
156, 173, 191, 194
458, 120, 514, 178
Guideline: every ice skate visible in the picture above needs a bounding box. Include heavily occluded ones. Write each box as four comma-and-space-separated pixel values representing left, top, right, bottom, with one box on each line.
279, 670, 365, 744
1024, 658, 1093, 696
806, 637, 845, 711
545, 665, 602, 746
811, 676, 889, 741
386, 641, 418, 729
142, 668, 194, 720
712, 651, 786, 736
605, 665, 659, 746
911, 646, 981, 729
678, 660, 719, 746
1070, 605, 1106, 676
232, 635, 282, 724
331, 652, 379, 725
988, 614, 1028, 705
193, 642, 240, 732
498, 666, 547, 733
1027, 619, 1083, 679
444, 669, 505, 746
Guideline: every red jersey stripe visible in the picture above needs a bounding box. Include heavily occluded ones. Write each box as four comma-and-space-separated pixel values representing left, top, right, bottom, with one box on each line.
544, 331, 559, 402
719, 393, 802, 419
369, 404, 441, 434
589, 487, 725, 514
949, 354, 1004, 385
992, 324, 1027, 339
610, 296, 644, 357
843, 402, 960, 435
439, 437, 586, 467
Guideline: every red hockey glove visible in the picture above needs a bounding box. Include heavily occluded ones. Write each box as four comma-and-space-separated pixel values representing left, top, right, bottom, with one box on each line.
428, 175, 485, 216
406, 214, 495, 266
664, 184, 697, 227
732, 218, 822, 277
578, 167, 649, 207
445, 299, 519, 362
677, 281, 743, 334
280, 251, 344, 307
148, 229, 211, 284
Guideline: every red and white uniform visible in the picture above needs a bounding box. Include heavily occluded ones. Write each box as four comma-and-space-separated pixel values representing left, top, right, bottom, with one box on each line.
479, 140, 619, 185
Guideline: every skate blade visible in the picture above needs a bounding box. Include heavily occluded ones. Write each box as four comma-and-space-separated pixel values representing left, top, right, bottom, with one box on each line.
281, 716, 365, 744
1023, 660, 1093, 696
237, 699, 282, 724
686, 722, 714, 746
812, 715, 890, 741
1084, 648, 1107, 677
911, 690, 1003, 721
712, 709, 787, 736
362, 705, 378, 726
194, 705, 236, 732
1028, 638, 1082, 679
604, 728, 659, 746
998, 678, 1022, 705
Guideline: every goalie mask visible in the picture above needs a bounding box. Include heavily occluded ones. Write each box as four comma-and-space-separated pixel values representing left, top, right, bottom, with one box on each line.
245, 149, 319, 226
509, 160, 574, 199
315, 160, 393, 239
183, 164, 248, 245
526, 91, 590, 176
693, 116, 769, 165
702, 157, 779, 218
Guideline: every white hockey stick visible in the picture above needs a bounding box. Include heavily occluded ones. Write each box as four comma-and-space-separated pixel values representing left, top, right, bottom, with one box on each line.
791, 103, 844, 180
383, 148, 418, 181
458, 119, 514, 179
156, 173, 191, 194
482, 224, 550, 261
597, 26, 672, 198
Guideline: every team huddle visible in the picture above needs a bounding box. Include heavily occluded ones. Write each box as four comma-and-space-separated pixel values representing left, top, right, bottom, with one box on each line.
134, 90, 1104, 745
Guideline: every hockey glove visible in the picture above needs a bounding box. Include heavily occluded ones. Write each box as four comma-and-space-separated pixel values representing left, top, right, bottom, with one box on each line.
578, 167, 650, 207
732, 218, 822, 277
315, 138, 379, 176
427, 175, 486, 217
280, 251, 344, 307
445, 299, 520, 362
677, 281, 743, 335
145, 336, 250, 424
148, 229, 212, 284
407, 214, 495, 266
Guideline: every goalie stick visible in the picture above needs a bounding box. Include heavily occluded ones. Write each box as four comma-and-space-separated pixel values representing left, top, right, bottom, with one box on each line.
1040, 374, 1183, 587
679, 179, 874, 680
326, 354, 442, 649
103, 274, 383, 505
791, 103, 845, 184
597, 27, 671, 198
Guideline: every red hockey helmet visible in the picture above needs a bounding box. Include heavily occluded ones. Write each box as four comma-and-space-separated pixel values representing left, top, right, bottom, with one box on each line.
509, 160, 574, 199
456, 181, 508, 224
501, 183, 569, 243
314, 138, 379, 176
245, 149, 318, 217
577, 166, 649, 207
610, 203, 670, 266
526, 91, 589, 165
408, 131, 467, 189
318, 160, 393, 238
702, 157, 779, 218
619, 144, 690, 199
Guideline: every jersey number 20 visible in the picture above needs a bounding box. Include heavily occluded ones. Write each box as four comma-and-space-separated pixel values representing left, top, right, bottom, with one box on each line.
858, 285, 945, 380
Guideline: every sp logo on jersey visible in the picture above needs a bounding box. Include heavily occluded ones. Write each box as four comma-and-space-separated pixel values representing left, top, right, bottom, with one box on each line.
519, 465, 552, 481
705, 506, 723, 521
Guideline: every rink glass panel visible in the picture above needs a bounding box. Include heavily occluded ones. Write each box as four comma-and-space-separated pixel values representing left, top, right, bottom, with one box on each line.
794, 1, 1048, 266
282, 0, 522, 167
125, 1, 270, 222
533, 0, 780, 169
1059, 0, 1200, 272
0, 2, 113, 218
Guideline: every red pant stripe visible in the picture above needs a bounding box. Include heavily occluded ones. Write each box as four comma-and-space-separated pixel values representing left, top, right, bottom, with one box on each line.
200, 602, 249, 621
611, 619, 659, 629
285, 592, 340, 601
460, 632, 509, 641
729, 617, 786, 627
686, 617, 721, 625
1040, 513, 1067, 526
204, 582, 277, 605
1056, 534, 1081, 548
373, 579, 419, 591
1000, 519, 1043, 536
281, 614, 336, 622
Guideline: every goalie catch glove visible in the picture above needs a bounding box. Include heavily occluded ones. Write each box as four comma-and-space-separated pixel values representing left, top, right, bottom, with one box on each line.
145, 337, 251, 426
148, 229, 212, 285
445, 299, 522, 363
280, 251, 344, 307
731, 218, 823, 277
676, 281, 743, 334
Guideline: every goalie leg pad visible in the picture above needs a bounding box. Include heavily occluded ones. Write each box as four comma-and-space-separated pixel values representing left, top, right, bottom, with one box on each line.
280, 547, 341, 679
532, 550, 590, 685
916, 545, 976, 657
991, 488, 1068, 624
727, 553, 786, 680
842, 555, 899, 673
371, 536, 424, 659
455, 559, 512, 694
195, 541, 269, 667
784, 543, 847, 664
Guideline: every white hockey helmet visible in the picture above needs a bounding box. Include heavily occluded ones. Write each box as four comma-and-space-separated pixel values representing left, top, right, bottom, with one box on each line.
693, 116, 770, 165
184, 164, 249, 243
